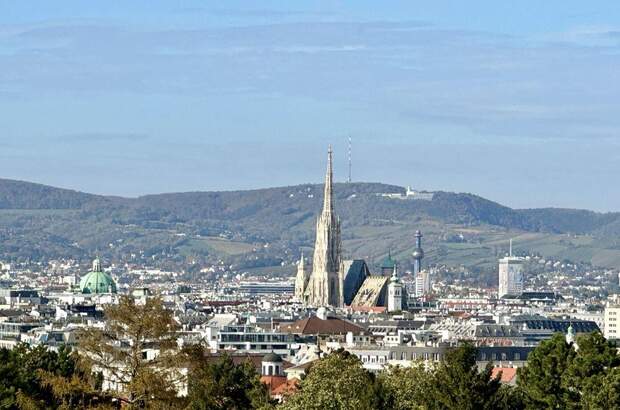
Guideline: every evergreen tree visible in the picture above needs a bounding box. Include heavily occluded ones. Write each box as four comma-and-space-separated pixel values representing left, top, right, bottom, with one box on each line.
517, 333, 576, 409
433, 343, 502, 410
565, 331, 620, 402
581, 367, 620, 409
0, 344, 111, 409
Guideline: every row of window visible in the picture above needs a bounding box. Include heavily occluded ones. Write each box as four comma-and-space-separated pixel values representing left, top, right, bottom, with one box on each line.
480, 352, 521, 361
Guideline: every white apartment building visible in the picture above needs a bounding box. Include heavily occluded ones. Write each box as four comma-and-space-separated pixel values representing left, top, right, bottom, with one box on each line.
604, 302, 620, 340
415, 270, 431, 297
498, 256, 524, 298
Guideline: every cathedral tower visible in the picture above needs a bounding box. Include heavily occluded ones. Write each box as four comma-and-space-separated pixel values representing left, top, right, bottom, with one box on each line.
305, 146, 342, 307
294, 252, 310, 302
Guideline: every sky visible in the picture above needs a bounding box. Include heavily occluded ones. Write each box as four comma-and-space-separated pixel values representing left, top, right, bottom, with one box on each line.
1, 1, 620, 211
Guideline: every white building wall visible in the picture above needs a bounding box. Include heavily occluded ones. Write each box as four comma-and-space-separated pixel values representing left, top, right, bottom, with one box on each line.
415, 270, 430, 297
604, 304, 620, 340
498, 257, 524, 298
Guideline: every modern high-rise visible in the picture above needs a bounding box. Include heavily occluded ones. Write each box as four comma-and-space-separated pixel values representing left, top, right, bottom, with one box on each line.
498, 255, 524, 298
415, 269, 431, 297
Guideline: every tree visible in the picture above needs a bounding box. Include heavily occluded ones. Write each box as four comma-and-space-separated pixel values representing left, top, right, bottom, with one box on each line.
517, 333, 576, 409
433, 343, 502, 410
0, 343, 112, 409
379, 362, 433, 410
282, 350, 377, 410
565, 331, 620, 401
494, 385, 526, 410
78, 296, 183, 409
184, 347, 272, 410
582, 367, 620, 409
0, 344, 75, 408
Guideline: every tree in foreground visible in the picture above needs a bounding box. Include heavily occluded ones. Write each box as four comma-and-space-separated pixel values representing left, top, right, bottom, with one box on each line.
518, 331, 620, 410
281, 350, 378, 410
78, 296, 183, 409
379, 362, 433, 410
379, 344, 515, 410
0, 343, 113, 410
184, 346, 272, 410
432, 343, 503, 410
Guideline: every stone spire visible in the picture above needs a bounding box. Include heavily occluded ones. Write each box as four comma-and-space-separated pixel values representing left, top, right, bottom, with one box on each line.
323, 145, 334, 214
305, 146, 342, 307
294, 251, 310, 302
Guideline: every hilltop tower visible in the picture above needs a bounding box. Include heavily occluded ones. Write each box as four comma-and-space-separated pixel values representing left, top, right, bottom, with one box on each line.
304, 146, 342, 307
413, 230, 424, 275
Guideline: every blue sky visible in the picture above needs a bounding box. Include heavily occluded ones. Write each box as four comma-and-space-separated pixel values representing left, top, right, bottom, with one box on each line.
1, 1, 620, 211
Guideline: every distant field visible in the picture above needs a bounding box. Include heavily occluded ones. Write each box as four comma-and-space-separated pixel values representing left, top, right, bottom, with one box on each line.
180, 237, 256, 256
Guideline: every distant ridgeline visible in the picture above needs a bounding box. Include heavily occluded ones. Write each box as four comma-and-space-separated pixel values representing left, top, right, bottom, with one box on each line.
2, 177, 620, 269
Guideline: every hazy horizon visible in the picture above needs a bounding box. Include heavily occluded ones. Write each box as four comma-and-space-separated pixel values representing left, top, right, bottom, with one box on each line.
2, 1, 620, 211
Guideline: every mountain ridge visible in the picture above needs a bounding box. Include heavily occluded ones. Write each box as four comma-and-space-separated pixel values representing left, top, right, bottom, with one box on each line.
1, 178, 620, 271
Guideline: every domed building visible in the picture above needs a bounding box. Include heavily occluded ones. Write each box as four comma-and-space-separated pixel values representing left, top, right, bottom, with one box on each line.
79, 257, 117, 294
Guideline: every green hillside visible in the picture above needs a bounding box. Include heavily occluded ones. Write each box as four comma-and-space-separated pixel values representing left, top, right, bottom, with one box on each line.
1, 178, 620, 272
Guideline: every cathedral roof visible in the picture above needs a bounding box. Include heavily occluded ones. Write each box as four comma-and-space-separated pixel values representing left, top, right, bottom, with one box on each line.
351, 276, 389, 308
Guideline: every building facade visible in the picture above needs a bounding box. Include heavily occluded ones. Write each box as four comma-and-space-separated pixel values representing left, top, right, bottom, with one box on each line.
498, 256, 524, 298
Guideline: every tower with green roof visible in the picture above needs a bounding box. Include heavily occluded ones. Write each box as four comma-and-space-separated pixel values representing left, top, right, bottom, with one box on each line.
381, 251, 396, 277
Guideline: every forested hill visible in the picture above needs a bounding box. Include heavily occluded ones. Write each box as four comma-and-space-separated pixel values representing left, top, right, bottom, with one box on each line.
1, 178, 620, 270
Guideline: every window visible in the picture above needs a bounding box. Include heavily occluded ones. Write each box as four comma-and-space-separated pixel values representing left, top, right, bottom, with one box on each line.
515, 353, 521, 361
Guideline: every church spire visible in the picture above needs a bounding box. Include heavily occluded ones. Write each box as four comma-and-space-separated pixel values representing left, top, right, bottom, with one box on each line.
305, 145, 343, 307
323, 145, 334, 214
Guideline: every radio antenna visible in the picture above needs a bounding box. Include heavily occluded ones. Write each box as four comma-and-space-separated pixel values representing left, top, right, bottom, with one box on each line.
347, 136, 352, 183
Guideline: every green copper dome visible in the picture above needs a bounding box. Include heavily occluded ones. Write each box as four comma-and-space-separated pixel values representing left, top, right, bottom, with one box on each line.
79, 258, 117, 294
381, 252, 396, 269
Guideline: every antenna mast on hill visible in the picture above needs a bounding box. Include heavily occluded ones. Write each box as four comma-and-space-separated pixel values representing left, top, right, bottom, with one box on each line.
347, 136, 352, 183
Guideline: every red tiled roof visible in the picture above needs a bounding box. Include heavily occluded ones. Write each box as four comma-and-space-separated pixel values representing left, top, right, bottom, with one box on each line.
261, 375, 287, 391
491, 367, 517, 383
279, 316, 365, 335
271, 379, 299, 396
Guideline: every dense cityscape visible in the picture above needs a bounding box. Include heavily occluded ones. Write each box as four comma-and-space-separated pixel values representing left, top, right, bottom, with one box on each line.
1, 148, 619, 408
